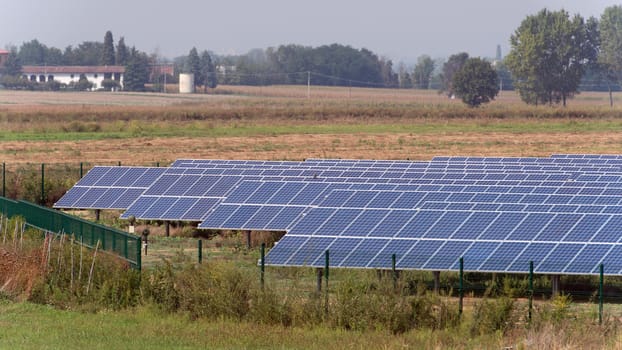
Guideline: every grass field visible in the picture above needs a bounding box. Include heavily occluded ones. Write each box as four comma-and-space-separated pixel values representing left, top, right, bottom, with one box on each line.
3, 86, 622, 349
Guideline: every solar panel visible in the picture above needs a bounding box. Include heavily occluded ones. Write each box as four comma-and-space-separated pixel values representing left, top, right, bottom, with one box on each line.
267, 206, 622, 274
54, 166, 166, 210
54, 155, 622, 276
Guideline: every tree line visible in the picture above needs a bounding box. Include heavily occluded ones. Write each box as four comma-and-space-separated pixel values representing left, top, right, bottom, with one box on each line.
2, 5, 622, 106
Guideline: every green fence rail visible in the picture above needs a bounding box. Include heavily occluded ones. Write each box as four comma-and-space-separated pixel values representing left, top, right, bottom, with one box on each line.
0, 196, 141, 269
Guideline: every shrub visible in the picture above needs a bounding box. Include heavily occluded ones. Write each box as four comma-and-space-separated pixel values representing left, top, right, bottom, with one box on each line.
470, 296, 515, 336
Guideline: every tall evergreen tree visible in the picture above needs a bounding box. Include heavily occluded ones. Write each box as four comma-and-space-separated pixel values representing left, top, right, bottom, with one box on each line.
200, 50, 217, 90
123, 47, 149, 91
185, 47, 201, 87
102, 30, 115, 66
116, 37, 128, 65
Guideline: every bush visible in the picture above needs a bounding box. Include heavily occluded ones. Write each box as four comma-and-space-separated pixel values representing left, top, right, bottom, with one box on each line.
470, 296, 516, 336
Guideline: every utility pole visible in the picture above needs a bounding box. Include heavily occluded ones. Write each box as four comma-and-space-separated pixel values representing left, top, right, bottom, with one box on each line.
307, 71, 310, 99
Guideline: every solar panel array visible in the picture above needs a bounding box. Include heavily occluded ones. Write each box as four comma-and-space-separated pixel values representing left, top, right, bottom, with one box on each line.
54, 155, 622, 276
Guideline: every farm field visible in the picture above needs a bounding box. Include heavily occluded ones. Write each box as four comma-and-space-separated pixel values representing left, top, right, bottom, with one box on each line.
3, 86, 622, 349
1, 87, 622, 165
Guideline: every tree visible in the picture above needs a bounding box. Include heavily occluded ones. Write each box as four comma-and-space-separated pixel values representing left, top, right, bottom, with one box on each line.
116, 37, 128, 65
397, 62, 413, 88
184, 47, 201, 87
452, 57, 500, 107
3, 48, 22, 76
67, 41, 104, 66
200, 50, 217, 90
74, 74, 93, 91
102, 30, 115, 66
599, 5, 622, 106
439, 52, 468, 97
18, 39, 47, 65
506, 9, 598, 106
413, 55, 435, 89
123, 47, 149, 91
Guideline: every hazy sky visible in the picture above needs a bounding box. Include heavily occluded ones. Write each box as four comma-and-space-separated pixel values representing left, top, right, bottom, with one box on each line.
1, 1, 616, 63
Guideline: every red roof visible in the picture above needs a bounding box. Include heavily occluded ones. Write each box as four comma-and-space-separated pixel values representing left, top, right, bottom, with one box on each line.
21, 66, 125, 74
0, 50, 9, 55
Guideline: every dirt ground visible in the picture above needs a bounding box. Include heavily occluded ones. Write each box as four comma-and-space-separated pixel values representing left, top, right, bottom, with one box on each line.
1, 131, 621, 165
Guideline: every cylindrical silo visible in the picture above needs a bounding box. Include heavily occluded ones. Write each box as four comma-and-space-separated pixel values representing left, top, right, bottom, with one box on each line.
179, 73, 195, 93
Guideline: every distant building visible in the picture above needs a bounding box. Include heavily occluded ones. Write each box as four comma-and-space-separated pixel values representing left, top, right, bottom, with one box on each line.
0, 50, 8, 68
20, 65, 125, 90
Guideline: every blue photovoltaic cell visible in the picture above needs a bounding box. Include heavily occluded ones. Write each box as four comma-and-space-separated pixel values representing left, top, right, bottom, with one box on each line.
184, 198, 221, 221
600, 245, 622, 275
221, 206, 259, 228
185, 176, 221, 197
340, 239, 388, 267
54, 187, 89, 208
326, 237, 364, 267
371, 211, 412, 237
397, 211, 444, 238
94, 167, 129, 186
74, 167, 110, 186
565, 244, 612, 274
267, 182, 306, 204
452, 211, 499, 239
341, 209, 387, 237
161, 198, 198, 219
198, 205, 240, 228
140, 197, 178, 219
508, 242, 556, 272
424, 240, 472, 270
369, 239, 413, 268
242, 206, 283, 229
452, 241, 500, 270
479, 242, 527, 272
164, 175, 201, 196
73, 188, 108, 208
265, 206, 306, 230
120, 197, 154, 218
265, 235, 309, 265
287, 236, 333, 266
591, 216, 622, 243
537, 244, 583, 273
398, 240, 444, 269
92, 188, 127, 208
423, 211, 472, 239
316, 209, 362, 235
289, 208, 336, 234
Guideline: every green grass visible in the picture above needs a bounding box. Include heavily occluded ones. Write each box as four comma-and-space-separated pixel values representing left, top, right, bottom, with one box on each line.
0, 301, 506, 350
3, 118, 622, 142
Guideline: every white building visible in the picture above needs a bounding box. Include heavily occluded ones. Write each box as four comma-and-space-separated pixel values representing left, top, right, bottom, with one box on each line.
21, 65, 124, 90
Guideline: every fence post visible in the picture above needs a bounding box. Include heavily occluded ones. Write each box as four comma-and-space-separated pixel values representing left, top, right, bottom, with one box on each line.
135, 234, 141, 270
260, 243, 265, 289
599, 263, 604, 325
392, 253, 397, 291
41, 163, 45, 205
198, 239, 203, 264
2, 162, 5, 197
459, 257, 464, 316
79, 162, 83, 178
324, 249, 329, 317
529, 261, 533, 322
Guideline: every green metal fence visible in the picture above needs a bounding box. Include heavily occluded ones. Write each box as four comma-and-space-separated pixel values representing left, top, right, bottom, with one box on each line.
0, 196, 141, 269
